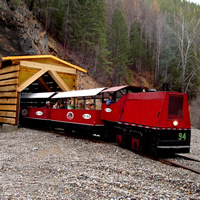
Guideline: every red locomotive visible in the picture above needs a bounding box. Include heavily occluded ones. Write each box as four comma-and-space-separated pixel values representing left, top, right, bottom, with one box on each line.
20, 85, 191, 155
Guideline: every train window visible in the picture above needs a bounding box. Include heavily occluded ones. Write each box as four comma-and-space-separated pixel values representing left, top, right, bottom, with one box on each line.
115, 91, 124, 102
168, 95, 184, 120
115, 87, 144, 102
20, 99, 46, 108
127, 87, 144, 93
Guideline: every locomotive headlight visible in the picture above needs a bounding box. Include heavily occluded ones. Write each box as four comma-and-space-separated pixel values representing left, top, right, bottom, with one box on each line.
173, 120, 178, 126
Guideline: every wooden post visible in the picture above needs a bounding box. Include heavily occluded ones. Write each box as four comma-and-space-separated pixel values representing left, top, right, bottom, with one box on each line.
16, 92, 21, 127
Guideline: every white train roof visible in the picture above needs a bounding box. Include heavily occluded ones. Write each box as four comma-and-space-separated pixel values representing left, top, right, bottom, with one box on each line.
52, 88, 106, 99
21, 92, 56, 99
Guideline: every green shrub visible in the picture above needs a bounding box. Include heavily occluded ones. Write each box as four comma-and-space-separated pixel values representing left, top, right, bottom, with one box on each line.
13, 0, 24, 6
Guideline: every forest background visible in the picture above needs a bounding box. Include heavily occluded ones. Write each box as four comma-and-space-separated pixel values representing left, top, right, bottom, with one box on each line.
1, 0, 200, 127
19, 0, 200, 98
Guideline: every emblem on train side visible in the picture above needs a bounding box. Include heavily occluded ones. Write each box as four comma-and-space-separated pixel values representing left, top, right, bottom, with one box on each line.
21, 109, 28, 116
67, 112, 74, 120
105, 108, 112, 112
82, 114, 91, 119
36, 111, 43, 116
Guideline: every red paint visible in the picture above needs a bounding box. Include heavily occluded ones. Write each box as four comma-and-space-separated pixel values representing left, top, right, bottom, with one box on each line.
51, 109, 104, 126
24, 108, 104, 126
101, 91, 190, 129
101, 95, 127, 122
23, 91, 190, 130
120, 92, 191, 129
26, 108, 51, 119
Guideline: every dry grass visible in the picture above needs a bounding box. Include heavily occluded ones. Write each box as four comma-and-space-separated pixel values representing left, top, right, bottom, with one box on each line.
190, 96, 200, 129
131, 70, 154, 89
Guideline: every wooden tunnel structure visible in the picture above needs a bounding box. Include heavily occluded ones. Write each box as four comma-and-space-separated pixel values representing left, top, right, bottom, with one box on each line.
0, 55, 87, 125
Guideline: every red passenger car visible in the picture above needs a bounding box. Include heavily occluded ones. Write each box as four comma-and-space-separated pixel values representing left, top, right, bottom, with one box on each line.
20, 92, 55, 126
20, 88, 105, 134
50, 88, 105, 133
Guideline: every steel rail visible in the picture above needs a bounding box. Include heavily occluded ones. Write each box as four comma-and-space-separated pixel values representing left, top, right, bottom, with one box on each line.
158, 158, 200, 175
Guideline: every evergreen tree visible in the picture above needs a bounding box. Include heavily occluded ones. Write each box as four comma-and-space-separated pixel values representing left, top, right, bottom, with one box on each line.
129, 21, 147, 73
22, 0, 200, 96
109, 8, 130, 85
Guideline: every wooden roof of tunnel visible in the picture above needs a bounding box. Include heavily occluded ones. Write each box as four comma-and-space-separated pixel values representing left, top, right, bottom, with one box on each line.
1, 55, 87, 92
0, 55, 87, 125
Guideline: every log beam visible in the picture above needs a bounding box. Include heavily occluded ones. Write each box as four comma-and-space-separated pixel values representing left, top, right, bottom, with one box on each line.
20, 61, 76, 75
37, 77, 52, 92
48, 71, 70, 91
18, 69, 48, 92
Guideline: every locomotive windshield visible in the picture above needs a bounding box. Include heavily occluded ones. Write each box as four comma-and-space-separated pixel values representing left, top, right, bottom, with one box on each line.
102, 85, 145, 103
168, 94, 184, 120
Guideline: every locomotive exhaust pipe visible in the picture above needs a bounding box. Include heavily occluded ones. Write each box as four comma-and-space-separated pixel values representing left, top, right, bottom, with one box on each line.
162, 83, 169, 91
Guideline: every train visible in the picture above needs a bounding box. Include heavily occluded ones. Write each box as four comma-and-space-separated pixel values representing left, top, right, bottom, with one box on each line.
20, 85, 191, 155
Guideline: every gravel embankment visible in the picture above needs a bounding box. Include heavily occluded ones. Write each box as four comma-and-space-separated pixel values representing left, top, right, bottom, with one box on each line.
0, 128, 199, 199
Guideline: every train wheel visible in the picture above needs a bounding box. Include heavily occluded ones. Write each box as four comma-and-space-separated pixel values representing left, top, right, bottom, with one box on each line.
131, 137, 140, 151
116, 133, 123, 145
130, 131, 143, 152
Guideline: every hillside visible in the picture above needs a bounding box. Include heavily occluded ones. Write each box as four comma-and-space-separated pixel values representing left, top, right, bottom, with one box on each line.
0, 0, 154, 90
0, 0, 200, 127
0, 0, 100, 89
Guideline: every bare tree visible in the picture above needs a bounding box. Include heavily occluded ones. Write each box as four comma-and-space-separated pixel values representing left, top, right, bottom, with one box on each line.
154, 12, 166, 85
172, 10, 200, 92
122, 0, 141, 37
64, 0, 70, 49
106, 0, 120, 25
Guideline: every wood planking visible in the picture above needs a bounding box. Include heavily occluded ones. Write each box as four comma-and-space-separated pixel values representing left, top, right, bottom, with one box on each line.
0, 117, 16, 124
0, 104, 17, 111
0, 78, 18, 86
0, 85, 17, 92
0, 92, 18, 98
0, 111, 16, 118
0, 65, 20, 75
0, 64, 19, 125
0, 71, 19, 80
0, 98, 17, 104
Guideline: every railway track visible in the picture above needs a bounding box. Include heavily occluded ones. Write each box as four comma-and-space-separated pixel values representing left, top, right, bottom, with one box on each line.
157, 157, 200, 175
176, 154, 200, 163
140, 153, 200, 175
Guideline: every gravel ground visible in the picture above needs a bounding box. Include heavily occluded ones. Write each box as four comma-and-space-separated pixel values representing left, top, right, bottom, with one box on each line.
0, 127, 199, 199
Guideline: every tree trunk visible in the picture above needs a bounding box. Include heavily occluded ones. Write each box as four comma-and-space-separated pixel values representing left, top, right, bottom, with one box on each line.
29, 0, 35, 11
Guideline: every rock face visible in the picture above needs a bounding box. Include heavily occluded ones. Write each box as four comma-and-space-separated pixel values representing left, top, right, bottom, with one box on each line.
0, 0, 101, 89
0, 0, 49, 57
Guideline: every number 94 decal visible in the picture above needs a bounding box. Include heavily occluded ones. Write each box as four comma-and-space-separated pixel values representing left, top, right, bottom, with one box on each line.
178, 132, 187, 140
